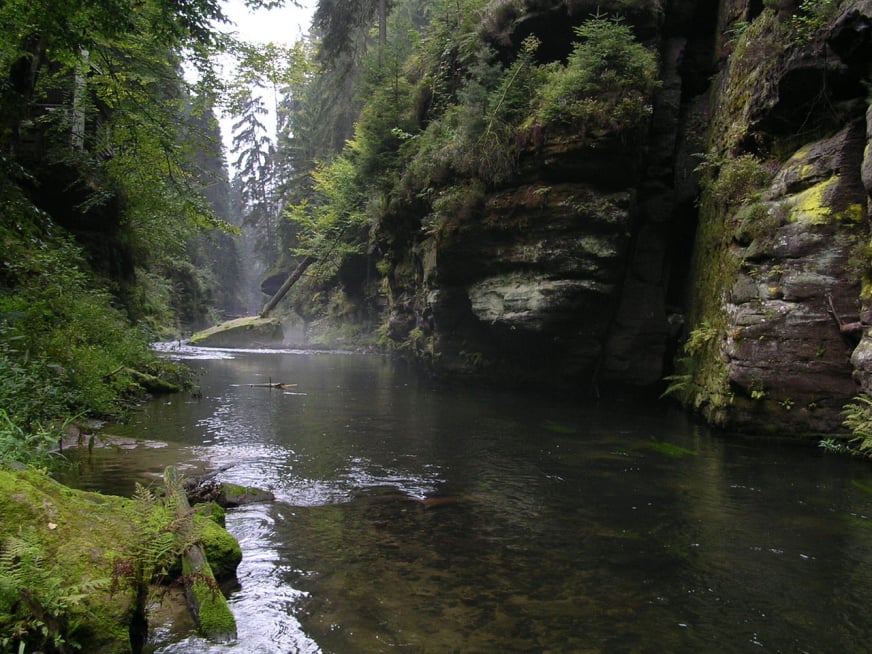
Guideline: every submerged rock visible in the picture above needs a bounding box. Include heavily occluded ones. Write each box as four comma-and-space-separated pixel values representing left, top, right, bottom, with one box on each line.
217, 483, 275, 508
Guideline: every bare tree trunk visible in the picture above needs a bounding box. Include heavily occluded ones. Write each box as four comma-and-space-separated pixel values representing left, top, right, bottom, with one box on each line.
260, 255, 316, 318
71, 49, 88, 151
379, 0, 387, 48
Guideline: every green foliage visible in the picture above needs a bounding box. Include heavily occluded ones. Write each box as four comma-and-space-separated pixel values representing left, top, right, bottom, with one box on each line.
401, 35, 542, 190
818, 437, 853, 455
286, 154, 370, 269
0, 216, 188, 464
0, 530, 107, 652
697, 152, 772, 206
532, 16, 659, 138
0, 231, 151, 421
1, 0, 240, 336
843, 394, 872, 454
127, 482, 197, 586
660, 373, 693, 401
790, 0, 841, 43
0, 410, 58, 467
684, 321, 719, 356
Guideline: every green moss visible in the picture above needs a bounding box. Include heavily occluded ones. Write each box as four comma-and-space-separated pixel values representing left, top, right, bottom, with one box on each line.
0, 467, 136, 653
180, 554, 236, 642
195, 515, 242, 581
217, 483, 275, 508
0, 466, 244, 652
195, 501, 226, 527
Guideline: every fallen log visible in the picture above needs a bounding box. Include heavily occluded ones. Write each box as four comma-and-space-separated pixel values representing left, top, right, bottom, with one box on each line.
260, 255, 316, 318
182, 464, 235, 493
164, 467, 237, 643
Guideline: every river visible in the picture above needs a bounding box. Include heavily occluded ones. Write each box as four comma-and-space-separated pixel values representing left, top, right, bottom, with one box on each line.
60, 346, 872, 653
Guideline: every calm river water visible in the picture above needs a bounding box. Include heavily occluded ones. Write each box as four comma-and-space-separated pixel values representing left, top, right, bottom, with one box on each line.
61, 346, 872, 653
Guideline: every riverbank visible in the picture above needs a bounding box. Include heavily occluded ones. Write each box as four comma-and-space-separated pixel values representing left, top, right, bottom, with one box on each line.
0, 464, 241, 653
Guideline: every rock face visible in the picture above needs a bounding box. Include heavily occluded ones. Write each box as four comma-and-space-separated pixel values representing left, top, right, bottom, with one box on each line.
375, 0, 872, 433
682, 1, 872, 433
413, 179, 637, 384
377, 0, 705, 390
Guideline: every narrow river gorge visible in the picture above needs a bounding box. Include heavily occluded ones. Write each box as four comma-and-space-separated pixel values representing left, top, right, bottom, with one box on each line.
62, 347, 872, 653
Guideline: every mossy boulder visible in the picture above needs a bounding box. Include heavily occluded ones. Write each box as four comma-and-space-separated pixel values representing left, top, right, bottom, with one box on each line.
0, 466, 243, 653
189, 316, 283, 348
0, 466, 138, 653
195, 514, 242, 581
216, 482, 275, 508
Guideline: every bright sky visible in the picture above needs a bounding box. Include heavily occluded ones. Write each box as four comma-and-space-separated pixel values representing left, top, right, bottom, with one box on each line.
221, 0, 314, 47
218, 0, 315, 166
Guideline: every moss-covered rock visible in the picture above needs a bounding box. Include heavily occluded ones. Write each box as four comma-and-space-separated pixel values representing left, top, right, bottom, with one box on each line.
189, 316, 283, 348
0, 466, 244, 653
196, 514, 242, 581
216, 483, 275, 508
0, 466, 137, 653
680, 3, 871, 434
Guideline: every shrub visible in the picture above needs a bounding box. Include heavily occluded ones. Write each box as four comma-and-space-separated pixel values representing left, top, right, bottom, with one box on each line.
0, 218, 169, 462
532, 15, 659, 138
790, 0, 842, 42
701, 153, 772, 206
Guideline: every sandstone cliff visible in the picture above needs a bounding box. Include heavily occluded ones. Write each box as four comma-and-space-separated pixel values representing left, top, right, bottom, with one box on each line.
369, 0, 872, 435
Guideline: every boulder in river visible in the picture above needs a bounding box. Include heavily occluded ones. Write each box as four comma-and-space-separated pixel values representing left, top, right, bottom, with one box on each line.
189, 316, 283, 348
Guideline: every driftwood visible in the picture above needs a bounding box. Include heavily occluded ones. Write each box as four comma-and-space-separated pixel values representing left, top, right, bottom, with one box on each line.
827, 294, 863, 340
182, 464, 235, 492
182, 464, 233, 504
181, 465, 275, 507
247, 382, 298, 389
164, 467, 237, 643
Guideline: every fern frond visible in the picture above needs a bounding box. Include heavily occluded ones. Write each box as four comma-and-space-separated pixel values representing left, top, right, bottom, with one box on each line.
843, 394, 872, 452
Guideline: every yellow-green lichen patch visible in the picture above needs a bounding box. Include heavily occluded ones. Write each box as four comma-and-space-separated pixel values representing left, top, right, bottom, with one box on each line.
836, 203, 865, 225
785, 175, 838, 225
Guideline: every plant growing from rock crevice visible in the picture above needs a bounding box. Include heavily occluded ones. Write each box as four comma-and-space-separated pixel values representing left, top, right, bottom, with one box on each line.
842, 394, 872, 454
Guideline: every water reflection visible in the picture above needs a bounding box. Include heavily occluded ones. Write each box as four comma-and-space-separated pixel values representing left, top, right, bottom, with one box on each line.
60, 351, 872, 653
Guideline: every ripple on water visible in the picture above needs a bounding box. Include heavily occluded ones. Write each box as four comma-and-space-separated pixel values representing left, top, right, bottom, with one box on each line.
149, 504, 320, 654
